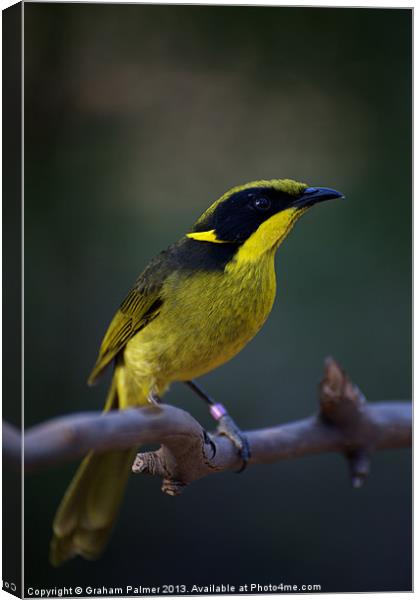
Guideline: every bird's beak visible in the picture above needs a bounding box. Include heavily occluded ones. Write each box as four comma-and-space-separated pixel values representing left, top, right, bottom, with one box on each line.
292, 187, 344, 209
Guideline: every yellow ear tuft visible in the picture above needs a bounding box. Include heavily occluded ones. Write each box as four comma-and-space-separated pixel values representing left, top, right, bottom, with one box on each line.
186, 230, 230, 244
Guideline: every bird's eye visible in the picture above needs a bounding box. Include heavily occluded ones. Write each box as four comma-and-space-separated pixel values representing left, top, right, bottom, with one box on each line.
253, 196, 271, 211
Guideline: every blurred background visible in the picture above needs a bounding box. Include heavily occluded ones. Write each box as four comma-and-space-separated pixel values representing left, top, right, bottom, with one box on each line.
21, 4, 411, 593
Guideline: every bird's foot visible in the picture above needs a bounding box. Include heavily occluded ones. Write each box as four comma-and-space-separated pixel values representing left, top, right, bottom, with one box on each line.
211, 406, 251, 472
147, 390, 161, 406
184, 380, 250, 471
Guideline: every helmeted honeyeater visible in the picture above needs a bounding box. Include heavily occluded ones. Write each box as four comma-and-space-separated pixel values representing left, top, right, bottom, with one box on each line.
50, 178, 343, 565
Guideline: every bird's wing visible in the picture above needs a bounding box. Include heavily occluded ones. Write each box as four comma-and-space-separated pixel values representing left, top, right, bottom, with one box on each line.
87, 252, 168, 386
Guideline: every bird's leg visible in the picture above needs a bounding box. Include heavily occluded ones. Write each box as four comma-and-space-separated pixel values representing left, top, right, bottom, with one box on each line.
184, 380, 251, 472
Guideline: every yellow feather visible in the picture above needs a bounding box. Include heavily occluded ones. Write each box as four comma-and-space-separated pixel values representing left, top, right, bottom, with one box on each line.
186, 230, 229, 243
50, 379, 141, 566
231, 207, 308, 264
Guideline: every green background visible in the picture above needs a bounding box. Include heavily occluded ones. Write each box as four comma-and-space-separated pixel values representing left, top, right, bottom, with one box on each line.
22, 4, 411, 593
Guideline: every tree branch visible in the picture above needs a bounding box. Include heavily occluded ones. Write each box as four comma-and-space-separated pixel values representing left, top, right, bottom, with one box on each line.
3, 358, 411, 493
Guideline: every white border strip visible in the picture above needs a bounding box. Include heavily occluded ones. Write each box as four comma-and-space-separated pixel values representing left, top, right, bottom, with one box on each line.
21, 1, 24, 596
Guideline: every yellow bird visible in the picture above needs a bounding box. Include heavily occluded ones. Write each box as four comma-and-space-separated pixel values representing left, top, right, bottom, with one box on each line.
50, 178, 343, 565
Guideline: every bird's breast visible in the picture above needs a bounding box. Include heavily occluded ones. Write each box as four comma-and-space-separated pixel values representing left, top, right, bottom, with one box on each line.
124, 252, 277, 385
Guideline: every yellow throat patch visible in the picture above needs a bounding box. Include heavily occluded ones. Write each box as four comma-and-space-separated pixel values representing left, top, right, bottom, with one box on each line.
233, 207, 307, 263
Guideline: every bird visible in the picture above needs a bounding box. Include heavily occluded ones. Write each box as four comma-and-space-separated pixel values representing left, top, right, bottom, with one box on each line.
50, 178, 343, 566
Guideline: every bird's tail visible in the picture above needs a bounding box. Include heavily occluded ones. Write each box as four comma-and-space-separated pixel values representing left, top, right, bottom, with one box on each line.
50, 379, 138, 566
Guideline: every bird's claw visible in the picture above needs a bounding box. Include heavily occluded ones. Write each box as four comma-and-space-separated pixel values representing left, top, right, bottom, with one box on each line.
216, 414, 251, 472
147, 391, 161, 405
202, 429, 217, 459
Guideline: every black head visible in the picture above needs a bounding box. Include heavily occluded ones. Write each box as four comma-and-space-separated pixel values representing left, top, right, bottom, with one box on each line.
187, 179, 343, 244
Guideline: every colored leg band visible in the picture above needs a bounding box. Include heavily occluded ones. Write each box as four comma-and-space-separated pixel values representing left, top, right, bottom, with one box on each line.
209, 403, 227, 421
